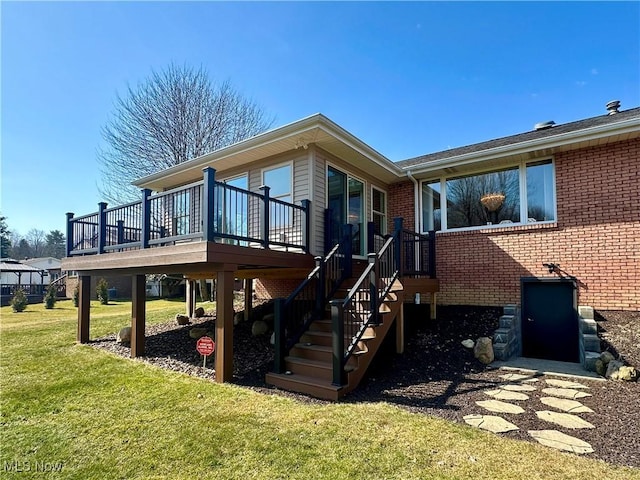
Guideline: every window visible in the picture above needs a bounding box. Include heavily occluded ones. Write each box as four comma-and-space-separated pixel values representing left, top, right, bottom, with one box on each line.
263, 163, 293, 228
372, 187, 387, 235
421, 159, 556, 232
219, 175, 248, 241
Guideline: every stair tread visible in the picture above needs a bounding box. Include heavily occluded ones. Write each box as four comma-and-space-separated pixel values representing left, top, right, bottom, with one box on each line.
304, 330, 376, 341
266, 372, 342, 390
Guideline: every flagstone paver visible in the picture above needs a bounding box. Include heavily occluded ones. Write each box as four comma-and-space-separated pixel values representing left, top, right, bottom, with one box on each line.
464, 414, 519, 433
528, 430, 594, 454
545, 378, 589, 389
500, 373, 537, 382
476, 400, 525, 414
541, 387, 592, 399
540, 397, 594, 414
499, 383, 537, 392
484, 389, 529, 401
535, 410, 595, 429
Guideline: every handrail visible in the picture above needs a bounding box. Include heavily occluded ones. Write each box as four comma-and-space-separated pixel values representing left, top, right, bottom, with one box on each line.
272, 225, 353, 374
66, 167, 311, 256
330, 223, 400, 386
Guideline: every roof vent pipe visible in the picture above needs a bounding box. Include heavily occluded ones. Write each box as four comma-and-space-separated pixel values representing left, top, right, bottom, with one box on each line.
534, 121, 556, 131
606, 100, 620, 115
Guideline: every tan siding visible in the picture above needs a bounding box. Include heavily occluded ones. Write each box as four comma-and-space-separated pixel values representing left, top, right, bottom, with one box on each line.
313, 147, 326, 256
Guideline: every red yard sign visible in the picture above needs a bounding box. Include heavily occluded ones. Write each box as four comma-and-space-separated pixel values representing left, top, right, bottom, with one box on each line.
196, 336, 215, 356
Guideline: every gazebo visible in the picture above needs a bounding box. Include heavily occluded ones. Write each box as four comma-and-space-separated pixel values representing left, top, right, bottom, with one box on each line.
0, 259, 48, 306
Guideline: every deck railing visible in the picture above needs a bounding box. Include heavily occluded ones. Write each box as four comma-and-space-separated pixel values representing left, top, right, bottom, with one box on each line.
66, 167, 310, 256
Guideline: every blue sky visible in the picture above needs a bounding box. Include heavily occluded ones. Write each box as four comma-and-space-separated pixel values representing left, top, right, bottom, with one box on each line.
2, 1, 639, 236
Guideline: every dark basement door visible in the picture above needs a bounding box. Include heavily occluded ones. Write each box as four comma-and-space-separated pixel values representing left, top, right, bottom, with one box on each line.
521, 278, 579, 363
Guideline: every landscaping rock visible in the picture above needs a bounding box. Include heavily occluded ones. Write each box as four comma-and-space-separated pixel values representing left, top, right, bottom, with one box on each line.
252, 320, 269, 336
189, 328, 208, 339
194, 307, 205, 318
540, 397, 594, 414
541, 387, 592, 399
528, 430, 594, 454
617, 366, 639, 382
175, 314, 190, 325
461, 339, 475, 349
234, 311, 244, 326
600, 351, 615, 365
463, 414, 518, 433
476, 400, 525, 415
473, 337, 494, 364
535, 410, 595, 429
606, 360, 624, 380
262, 313, 275, 325
545, 378, 588, 389
595, 359, 606, 377
116, 326, 131, 343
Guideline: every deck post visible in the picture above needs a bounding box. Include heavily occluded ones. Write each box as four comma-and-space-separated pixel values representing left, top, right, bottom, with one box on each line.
131, 274, 146, 357
141, 189, 151, 249
368, 253, 379, 325
259, 185, 271, 249
77, 275, 90, 343
428, 230, 437, 278
65, 212, 74, 256
116, 220, 125, 246
215, 268, 236, 382
330, 299, 345, 387
273, 298, 286, 374
243, 279, 253, 322
342, 223, 353, 278
97, 202, 108, 254
393, 217, 403, 276
396, 303, 405, 354
301, 199, 311, 253
430, 292, 437, 320
186, 280, 196, 317
202, 167, 217, 242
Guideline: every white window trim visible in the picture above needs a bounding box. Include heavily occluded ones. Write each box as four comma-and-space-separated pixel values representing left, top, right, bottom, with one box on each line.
261, 161, 293, 201
221, 173, 248, 186
420, 158, 557, 233
370, 185, 388, 235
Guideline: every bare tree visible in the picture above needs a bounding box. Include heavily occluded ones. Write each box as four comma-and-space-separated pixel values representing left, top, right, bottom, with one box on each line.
26, 229, 47, 257
98, 64, 274, 204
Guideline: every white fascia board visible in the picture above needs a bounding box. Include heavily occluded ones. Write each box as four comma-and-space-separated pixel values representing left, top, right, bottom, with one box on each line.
401, 117, 640, 175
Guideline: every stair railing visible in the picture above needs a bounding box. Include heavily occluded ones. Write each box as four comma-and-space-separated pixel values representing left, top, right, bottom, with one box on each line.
273, 224, 353, 374
329, 218, 403, 387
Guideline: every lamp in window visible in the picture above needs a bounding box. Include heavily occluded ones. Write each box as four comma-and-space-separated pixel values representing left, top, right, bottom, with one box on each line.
480, 193, 505, 212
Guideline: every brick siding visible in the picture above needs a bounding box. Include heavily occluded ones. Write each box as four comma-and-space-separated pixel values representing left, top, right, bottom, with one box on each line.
395, 138, 640, 311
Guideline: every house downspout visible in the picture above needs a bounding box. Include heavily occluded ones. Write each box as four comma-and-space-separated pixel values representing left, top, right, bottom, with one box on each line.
407, 170, 421, 234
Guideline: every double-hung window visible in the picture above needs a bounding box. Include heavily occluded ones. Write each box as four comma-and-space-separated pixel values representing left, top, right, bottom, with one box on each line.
263, 163, 293, 228
421, 159, 556, 232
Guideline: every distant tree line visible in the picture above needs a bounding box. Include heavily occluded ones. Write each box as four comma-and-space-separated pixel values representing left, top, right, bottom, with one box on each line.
0, 215, 65, 260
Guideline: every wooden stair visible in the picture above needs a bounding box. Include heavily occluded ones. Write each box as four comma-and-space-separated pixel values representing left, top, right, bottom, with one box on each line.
265, 278, 404, 400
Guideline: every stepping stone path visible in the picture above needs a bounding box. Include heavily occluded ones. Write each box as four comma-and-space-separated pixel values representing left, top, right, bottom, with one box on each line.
466, 375, 595, 455
541, 387, 592, 399
528, 430, 594, 454
463, 414, 519, 433
484, 389, 529, 401
540, 397, 594, 414
535, 410, 595, 429
476, 400, 525, 414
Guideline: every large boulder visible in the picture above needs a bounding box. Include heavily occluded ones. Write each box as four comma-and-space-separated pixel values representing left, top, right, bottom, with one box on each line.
600, 351, 615, 366
116, 327, 131, 343
252, 320, 269, 336
474, 337, 494, 364
194, 307, 205, 318
189, 327, 208, 339
617, 366, 639, 382
175, 314, 190, 325
595, 359, 606, 377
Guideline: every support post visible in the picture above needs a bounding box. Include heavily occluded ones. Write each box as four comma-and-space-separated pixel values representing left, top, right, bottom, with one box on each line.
65, 212, 74, 256
430, 292, 437, 320
243, 279, 253, 322
97, 202, 108, 254
131, 274, 146, 357
186, 280, 196, 317
77, 275, 90, 343
330, 299, 345, 387
215, 268, 236, 382
394, 217, 403, 276
301, 199, 311, 253
116, 220, 125, 246
273, 298, 286, 374
141, 189, 151, 249
428, 230, 437, 278
396, 303, 405, 354
368, 253, 379, 325
259, 185, 271, 249
202, 167, 217, 242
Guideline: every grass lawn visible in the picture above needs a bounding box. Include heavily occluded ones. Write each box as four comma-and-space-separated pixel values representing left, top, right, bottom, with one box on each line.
1, 299, 638, 479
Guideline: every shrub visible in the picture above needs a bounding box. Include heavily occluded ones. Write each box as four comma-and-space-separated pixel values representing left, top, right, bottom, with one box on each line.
97, 278, 109, 305
11, 288, 28, 312
72, 284, 79, 307
44, 284, 57, 309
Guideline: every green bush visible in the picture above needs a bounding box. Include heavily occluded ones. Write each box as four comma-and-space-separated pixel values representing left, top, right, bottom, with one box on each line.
72, 284, 79, 307
11, 288, 28, 312
44, 284, 57, 309
97, 278, 109, 305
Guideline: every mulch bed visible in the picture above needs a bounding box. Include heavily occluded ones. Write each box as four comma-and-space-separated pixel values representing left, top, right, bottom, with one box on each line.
91, 304, 640, 469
